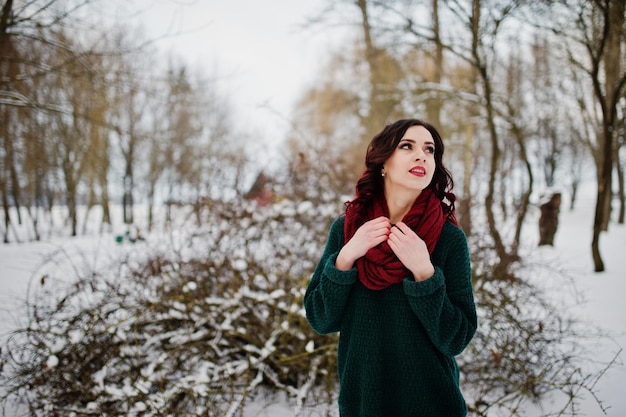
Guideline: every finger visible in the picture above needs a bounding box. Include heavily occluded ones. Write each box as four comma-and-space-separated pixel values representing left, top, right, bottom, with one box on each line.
387, 234, 400, 249
389, 226, 409, 242
391, 224, 406, 236
355, 226, 389, 249
372, 216, 391, 222
370, 218, 391, 235
387, 230, 404, 248
369, 217, 391, 230
393, 222, 411, 235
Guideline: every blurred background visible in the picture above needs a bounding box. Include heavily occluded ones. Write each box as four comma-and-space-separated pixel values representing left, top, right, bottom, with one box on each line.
1, 1, 625, 416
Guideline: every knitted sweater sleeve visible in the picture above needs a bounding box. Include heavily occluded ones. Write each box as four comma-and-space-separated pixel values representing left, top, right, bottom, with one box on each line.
402, 224, 477, 356
304, 216, 357, 335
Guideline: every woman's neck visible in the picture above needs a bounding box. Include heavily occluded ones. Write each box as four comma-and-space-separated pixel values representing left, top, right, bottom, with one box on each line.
385, 188, 421, 223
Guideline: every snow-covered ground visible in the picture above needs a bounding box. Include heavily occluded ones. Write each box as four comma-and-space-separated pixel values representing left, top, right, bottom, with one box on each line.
521, 195, 626, 417
1, 194, 624, 416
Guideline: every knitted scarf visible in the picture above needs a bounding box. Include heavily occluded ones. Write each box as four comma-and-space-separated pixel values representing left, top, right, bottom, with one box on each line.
344, 188, 446, 290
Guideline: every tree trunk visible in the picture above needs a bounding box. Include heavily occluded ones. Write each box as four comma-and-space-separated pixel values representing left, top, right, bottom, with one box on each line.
99, 145, 112, 228
67, 184, 78, 237
356, 0, 401, 139
123, 136, 135, 225
358, 0, 382, 136
458, 123, 474, 236
616, 144, 624, 224
570, 180, 578, 211
0, 0, 13, 37
147, 188, 155, 233
82, 188, 95, 235
485, 105, 506, 263
539, 193, 561, 246
123, 174, 133, 225
4, 120, 22, 225
591, 0, 625, 271
357, 0, 378, 138
1, 177, 10, 243
512, 126, 534, 252
470, 0, 507, 269
26, 206, 41, 241
100, 186, 111, 231
592, 110, 615, 270
65, 164, 79, 237
426, 0, 443, 128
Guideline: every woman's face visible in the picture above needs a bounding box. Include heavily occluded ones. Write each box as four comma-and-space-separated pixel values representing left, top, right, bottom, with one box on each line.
382, 125, 436, 197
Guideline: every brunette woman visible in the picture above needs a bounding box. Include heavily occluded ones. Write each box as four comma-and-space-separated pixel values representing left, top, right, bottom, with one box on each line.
304, 118, 477, 416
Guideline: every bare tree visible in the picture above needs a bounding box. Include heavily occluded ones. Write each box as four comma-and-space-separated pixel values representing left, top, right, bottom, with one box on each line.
502, 52, 534, 252
6, 22, 112, 238
617, 102, 625, 223
359, 0, 545, 273
48, 34, 101, 236
0, 0, 106, 237
355, 0, 406, 139
284, 47, 374, 202
0, 0, 187, 240
587, 0, 625, 270
104, 35, 156, 227
544, 0, 626, 271
162, 66, 204, 201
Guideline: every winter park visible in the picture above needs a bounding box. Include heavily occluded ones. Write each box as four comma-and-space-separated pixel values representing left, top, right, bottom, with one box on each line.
1, 1, 626, 416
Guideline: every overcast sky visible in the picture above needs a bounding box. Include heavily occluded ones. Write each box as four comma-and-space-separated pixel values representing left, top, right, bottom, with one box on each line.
130, 0, 344, 147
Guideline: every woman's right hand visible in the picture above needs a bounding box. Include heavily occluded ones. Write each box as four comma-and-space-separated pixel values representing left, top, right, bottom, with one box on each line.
335, 217, 391, 270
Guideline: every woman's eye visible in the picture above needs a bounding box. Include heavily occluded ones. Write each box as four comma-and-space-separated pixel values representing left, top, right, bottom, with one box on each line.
399, 142, 412, 149
425, 146, 435, 154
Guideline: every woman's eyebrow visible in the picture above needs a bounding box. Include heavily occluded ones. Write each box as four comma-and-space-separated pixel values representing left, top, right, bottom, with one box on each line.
401, 138, 435, 146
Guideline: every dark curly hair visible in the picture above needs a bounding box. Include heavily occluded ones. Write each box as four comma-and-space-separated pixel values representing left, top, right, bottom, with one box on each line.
345, 118, 457, 222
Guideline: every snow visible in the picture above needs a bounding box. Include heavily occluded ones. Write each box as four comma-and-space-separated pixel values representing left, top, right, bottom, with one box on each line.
0, 194, 624, 416
547, 200, 626, 416
518, 195, 626, 416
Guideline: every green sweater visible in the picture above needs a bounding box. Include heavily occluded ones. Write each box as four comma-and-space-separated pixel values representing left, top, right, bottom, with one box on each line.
305, 216, 477, 417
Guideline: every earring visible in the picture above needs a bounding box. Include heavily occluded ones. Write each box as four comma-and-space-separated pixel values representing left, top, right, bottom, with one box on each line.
381, 168, 386, 177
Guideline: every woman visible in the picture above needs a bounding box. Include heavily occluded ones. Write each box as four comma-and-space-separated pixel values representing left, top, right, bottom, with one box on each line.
304, 118, 477, 416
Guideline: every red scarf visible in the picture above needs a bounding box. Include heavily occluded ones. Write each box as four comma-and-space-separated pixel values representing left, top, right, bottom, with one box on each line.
344, 188, 447, 290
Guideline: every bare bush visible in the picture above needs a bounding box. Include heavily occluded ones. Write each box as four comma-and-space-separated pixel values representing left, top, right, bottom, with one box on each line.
0, 199, 341, 416
0, 198, 618, 416
462, 242, 620, 416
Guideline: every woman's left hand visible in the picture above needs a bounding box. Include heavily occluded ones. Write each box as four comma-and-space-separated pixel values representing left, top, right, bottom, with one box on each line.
387, 222, 435, 282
